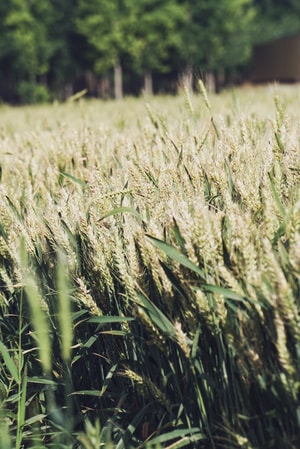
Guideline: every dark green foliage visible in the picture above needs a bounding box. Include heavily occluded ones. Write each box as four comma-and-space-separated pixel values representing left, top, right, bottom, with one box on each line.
253, 0, 300, 43
180, 0, 255, 72
3, 0, 300, 102
18, 81, 50, 104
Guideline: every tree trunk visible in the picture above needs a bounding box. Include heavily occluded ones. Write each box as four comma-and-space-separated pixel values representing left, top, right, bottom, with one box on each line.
179, 66, 193, 92
205, 72, 216, 94
114, 60, 123, 100
98, 75, 110, 99
144, 71, 153, 96
64, 82, 73, 100
86, 70, 97, 96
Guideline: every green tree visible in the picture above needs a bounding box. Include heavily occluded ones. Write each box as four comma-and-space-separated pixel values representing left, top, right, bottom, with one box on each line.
253, 0, 300, 43
0, 0, 37, 101
75, 0, 138, 99
0, 0, 80, 103
179, 0, 255, 90
75, 0, 187, 97
46, 0, 79, 99
130, 0, 187, 95
0, 0, 54, 103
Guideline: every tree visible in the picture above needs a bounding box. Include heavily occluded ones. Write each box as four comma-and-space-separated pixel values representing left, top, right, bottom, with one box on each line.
0, 0, 82, 102
0, 0, 38, 101
253, 0, 300, 44
4, 0, 300, 103
46, 0, 79, 99
75, 0, 138, 99
130, 0, 187, 95
75, 0, 187, 97
178, 0, 256, 90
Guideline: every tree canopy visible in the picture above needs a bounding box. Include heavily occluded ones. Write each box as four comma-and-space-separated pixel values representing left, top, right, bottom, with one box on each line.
0, 0, 299, 102
253, 0, 300, 43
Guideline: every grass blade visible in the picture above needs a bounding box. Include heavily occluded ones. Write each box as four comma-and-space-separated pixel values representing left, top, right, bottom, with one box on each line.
59, 171, 88, 188
145, 428, 205, 447
20, 239, 51, 375
57, 251, 73, 362
99, 207, 142, 223
87, 316, 134, 324
136, 291, 176, 338
16, 372, 27, 449
268, 172, 286, 217
0, 341, 19, 384
115, 405, 150, 449
146, 235, 206, 280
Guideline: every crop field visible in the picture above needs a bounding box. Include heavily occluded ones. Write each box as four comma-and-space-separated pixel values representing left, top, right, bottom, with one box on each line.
0, 84, 300, 449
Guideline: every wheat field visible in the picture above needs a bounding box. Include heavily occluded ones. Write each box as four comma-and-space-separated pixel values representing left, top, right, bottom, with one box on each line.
0, 84, 299, 448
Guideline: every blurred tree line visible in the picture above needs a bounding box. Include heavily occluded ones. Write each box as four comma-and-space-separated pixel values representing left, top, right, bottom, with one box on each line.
0, 0, 299, 103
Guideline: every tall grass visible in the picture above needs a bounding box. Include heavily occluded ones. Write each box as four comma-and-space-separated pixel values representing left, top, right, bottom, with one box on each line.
0, 85, 300, 448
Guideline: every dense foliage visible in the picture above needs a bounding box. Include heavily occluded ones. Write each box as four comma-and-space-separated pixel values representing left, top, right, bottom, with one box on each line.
0, 0, 300, 102
0, 85, 300, 448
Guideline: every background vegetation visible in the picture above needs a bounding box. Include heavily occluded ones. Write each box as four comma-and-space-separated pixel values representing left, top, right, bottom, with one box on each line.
1, 0, 300, 102
0, 84, 300, 448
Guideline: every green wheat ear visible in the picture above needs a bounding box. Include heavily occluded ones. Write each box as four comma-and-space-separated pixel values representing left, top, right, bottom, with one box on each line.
183, 83, 194, 114
198, 78, 211, 111
19, 238, 52, 375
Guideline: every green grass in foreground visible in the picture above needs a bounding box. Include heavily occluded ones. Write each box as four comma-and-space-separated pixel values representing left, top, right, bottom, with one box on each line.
0, 84, 300, 448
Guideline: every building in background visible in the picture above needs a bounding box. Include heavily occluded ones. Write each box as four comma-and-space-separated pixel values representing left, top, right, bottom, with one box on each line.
251, 33, 300, 83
